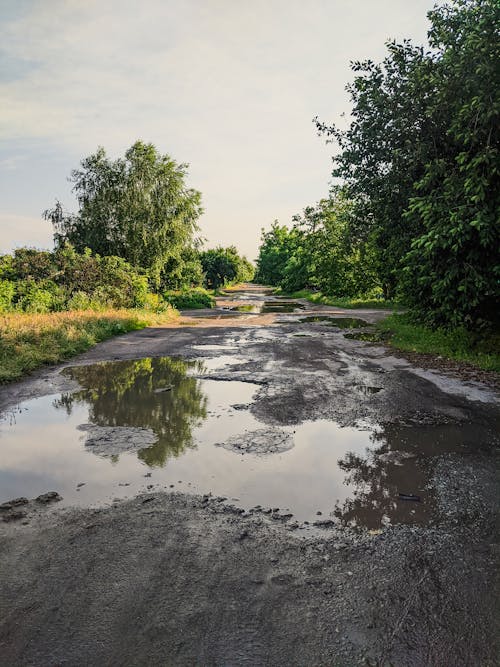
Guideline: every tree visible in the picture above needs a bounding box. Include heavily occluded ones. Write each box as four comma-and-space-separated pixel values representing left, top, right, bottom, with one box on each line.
254, 222, 298, 286
402, 0, 500, 328
200, 246, 253, 289
316, 0, 499, 326
44, 141, 203, 285
315, 40, 436, 299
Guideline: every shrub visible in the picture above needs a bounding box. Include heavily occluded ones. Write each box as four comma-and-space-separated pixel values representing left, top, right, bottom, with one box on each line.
16, 283, 54, 313
67, 291, 94, 310
0, 280, 15, 312
164, 288, 215, 309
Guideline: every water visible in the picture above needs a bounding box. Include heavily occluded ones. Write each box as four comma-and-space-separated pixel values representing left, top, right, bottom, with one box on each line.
261, 301, 306, 313
1, 356, 480, 528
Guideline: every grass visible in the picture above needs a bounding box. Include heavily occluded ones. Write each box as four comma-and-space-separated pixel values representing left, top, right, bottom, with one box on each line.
376, 313, 500, 372
278, 288, 399, 310
0, 307, 178, 384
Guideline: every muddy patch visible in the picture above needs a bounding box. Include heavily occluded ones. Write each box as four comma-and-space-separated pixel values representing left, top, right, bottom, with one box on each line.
215, 428, 294, 455
77, 424, 158, 457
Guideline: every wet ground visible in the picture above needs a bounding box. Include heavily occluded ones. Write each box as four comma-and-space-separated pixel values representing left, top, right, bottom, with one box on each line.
0, 285, 499, 666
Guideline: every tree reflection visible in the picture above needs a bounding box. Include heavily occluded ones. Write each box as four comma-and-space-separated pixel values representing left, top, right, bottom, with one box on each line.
56, 357, 207, 467
333, 425, 434, 529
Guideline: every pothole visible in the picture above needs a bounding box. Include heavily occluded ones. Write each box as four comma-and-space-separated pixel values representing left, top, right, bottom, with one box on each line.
1, 357, 488, 528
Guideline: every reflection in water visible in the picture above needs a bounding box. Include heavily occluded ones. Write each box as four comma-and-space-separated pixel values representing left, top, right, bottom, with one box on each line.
57, 358, 208, 467
261, 301, 306, 313
332, 421, 493, 529
2, 356, 494, 528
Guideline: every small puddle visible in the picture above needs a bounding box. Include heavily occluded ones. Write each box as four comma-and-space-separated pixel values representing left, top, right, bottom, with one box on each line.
299, 316, 369, 328
0, 357, 488, 528
230, 305, 261, 313
261, 301, 306, 313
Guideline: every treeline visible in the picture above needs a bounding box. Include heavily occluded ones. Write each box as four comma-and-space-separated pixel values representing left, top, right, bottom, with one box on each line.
256, 0, 499, 329
1, 141, 253, 313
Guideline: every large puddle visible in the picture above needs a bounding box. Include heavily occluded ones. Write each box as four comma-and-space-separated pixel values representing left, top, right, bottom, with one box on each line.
0, 356, 485, 528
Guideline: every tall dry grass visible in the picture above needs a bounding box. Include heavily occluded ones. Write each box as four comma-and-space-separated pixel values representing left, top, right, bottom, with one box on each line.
0, 308, 178, 383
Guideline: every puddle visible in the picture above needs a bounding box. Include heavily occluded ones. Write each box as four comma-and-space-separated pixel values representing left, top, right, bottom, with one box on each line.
261, 301, 306, 313
230, 305, 261, 313
191, 344, 238, 351
299, 316, 369, 328
0, 357, 491, 528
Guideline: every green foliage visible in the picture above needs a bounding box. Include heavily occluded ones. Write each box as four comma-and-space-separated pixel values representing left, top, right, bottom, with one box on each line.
164, 288, 215, 309
44, 141, 203, 283
255, 192, 380, 297
281, 288, 396, 310
254, 222, 297, 286
0, 245, 158, 313
200, 246, 254, 289
160, 246, 204, 291
377, 313, 500, 372
401, 0, 500, 328
315, 0, 499, 327
0, 280, 15, 312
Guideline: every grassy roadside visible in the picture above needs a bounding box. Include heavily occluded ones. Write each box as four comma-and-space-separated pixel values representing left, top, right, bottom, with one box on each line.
277, 288, 398, 310
376, 313, 500, 372
0, 308, 178, 384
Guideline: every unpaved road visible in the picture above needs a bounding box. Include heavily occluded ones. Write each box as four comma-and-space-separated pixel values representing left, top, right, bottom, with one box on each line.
0, 287, 499, 666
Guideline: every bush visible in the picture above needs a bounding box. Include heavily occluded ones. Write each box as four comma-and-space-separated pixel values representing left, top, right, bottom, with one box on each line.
15, 281, 55, 313
0, 280, 15, 312
164, 288, 215, 309
0, 245, 153, 313
67, 291, 95, 310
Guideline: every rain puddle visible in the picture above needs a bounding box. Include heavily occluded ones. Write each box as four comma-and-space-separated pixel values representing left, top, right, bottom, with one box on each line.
230, 305, 261, 313
261, 301, 306, 313
299, 316, 369, 328
0, 356, 485, 528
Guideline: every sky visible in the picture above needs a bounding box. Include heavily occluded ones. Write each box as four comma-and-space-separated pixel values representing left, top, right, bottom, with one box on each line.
0, 0, 440, 261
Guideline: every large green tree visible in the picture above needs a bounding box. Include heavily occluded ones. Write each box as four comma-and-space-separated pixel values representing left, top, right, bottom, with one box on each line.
402, 0, 499, 327
44, 141, 203, 284
316, 0, 499, 326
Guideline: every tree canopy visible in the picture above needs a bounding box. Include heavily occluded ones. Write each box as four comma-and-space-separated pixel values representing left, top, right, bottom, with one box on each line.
302, 0, 499, 328
200, 246, 254, 289
44, 141, 203, 285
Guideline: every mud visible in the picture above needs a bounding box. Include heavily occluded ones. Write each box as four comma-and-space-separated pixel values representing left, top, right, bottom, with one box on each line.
0, 285, 498, 666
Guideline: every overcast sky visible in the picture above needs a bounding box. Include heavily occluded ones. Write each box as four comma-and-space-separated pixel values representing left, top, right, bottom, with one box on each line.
1, 0, 439, 260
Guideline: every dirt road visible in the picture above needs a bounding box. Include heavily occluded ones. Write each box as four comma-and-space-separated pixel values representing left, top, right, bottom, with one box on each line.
0, 287, 498, 666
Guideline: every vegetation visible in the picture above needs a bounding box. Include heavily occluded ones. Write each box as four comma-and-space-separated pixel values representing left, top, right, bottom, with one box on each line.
376, 314, 500, 372
0, 308, 178, 384
0, 246, 160, 313
200, 246, 254, 289
255, 193, 379, 297
256, 0, 499, 354
279, 289, 397, 310
44, 142, 203, 288
314, 0, 499, 328
164, 288, 215, 310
